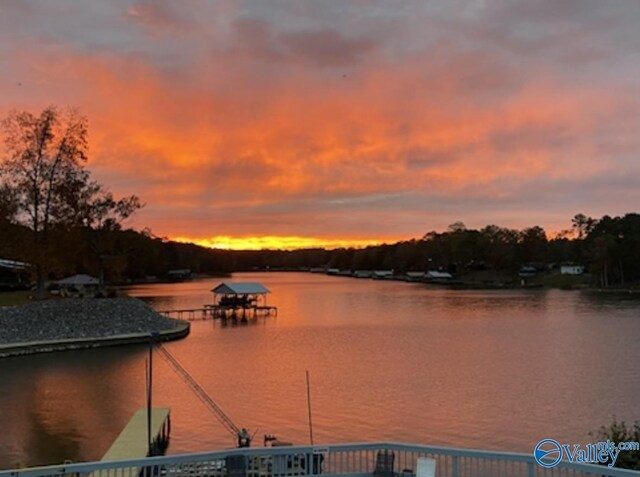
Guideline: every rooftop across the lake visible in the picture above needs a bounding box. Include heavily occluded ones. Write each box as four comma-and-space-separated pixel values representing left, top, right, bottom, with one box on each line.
211, 282, 270, 295
57, 274, 100, 286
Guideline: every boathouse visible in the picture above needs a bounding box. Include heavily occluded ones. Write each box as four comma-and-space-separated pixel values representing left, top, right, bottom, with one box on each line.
209, 282, 276, 318
56, 274, 100, 297
0, 258, 28, 290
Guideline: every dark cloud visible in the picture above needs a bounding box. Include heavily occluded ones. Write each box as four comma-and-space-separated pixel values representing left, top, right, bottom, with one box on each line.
206, 154, 279, 191
230, 17, 283, 62
127, 0, 196, 34
230, 17, 378, 67
488, 123, 573, 154
278, 28, 378, 67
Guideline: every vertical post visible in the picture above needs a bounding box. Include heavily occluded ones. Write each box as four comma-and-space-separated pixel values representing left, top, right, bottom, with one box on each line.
147, 334, 153, 456
306, 370, 314, 445
147, 332, 159, 456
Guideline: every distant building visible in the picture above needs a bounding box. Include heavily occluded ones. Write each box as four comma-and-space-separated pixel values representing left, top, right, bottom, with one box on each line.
353, 270, 373, 278
56, 274, 100, 297
560, 265, 584, 275
0, 258, 29, 290
518, 266, 537, 277
373, 270, 394, 279
211, 282, 270, 307
167, 269, 192, 281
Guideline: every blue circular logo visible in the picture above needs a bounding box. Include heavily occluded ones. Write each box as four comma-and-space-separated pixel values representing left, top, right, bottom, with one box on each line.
534, 439, 563, 467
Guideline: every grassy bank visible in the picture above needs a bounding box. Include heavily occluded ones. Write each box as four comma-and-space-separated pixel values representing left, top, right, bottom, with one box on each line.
0, 291, 33, 307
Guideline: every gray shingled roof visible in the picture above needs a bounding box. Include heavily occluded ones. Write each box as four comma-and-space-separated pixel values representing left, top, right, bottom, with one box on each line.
57, 274, 100, 286
211, 282, 270, 295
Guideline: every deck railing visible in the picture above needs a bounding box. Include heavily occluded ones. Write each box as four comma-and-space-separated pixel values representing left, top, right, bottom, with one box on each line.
1, 442, 638, 477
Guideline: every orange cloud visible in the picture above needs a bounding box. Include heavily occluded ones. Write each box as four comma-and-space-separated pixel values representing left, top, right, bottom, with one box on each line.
1, 1, 639, 246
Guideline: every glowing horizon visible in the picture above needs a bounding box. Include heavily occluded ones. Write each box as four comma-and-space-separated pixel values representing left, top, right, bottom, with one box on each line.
172, 235, 391, 251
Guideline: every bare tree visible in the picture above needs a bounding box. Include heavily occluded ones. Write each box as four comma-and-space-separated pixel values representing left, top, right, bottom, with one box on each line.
1, 106, 141, 295
2, 107, 88, 238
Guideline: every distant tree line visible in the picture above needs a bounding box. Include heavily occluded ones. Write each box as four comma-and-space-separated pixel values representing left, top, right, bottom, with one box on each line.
2, 107, 640, 289
231, 213, 640, 288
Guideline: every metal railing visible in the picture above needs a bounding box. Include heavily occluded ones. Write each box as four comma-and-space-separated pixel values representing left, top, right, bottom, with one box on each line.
1, 442, 638, 477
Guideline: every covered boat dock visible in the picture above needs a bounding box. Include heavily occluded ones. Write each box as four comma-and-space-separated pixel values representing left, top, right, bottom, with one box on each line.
207, 282, 277, 319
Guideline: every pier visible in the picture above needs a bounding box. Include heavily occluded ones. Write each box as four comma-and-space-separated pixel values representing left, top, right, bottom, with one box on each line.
158, 305, 277, 321
159, 281, 278, 321
93, 407, 170, 477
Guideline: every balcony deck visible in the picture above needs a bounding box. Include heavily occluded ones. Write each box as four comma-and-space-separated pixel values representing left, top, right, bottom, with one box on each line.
1, 442, 638, 477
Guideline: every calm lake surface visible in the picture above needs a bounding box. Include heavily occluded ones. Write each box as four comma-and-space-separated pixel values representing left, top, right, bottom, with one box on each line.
1, 272, 640, 469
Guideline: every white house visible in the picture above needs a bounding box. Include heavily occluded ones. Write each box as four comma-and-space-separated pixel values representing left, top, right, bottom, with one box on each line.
560, 265, 584, 275
426, 270, 453, 280
353, 270, 373, 278
373, 270, 394, 279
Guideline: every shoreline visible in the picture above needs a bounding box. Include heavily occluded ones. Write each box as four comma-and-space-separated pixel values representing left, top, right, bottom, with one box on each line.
0, 320, 189, 358
0, 297, 190, 359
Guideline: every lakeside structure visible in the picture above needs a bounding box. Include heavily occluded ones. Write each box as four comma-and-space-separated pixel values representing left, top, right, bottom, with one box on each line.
307, 266, 599, 290
56, 274, 100, 297
99, 408, 171, 467
159, 282, 278, 320
0, 258, 28, 290
210, 282, 276, 318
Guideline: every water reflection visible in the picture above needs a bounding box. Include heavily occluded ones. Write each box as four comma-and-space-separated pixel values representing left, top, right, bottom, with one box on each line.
1, 273, 639, 469
0, 346, 148, 467
437, 290, 550, 317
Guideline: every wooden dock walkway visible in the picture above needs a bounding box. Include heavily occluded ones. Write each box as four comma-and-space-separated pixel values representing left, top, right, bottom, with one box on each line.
159, 305, 277, 321
99, 407, 170, 472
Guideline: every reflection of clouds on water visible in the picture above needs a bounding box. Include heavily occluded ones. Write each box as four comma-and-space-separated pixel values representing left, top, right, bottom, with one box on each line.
0, 346, 146, 467
577, 290, 640, 314
437, 290, 550, 316
2, 273, 640, 469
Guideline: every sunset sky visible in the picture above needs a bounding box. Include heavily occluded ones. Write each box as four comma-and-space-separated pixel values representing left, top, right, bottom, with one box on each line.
1, 1, 639, 249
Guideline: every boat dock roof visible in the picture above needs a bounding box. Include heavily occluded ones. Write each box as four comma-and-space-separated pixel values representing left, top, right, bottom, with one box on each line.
211, 282, 270, 295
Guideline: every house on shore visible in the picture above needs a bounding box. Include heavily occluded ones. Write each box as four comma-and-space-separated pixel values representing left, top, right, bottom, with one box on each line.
0, 258, 29, 290
56, 274, 100, 297
167, 269, 192, 281
560, 265, 584, 275
425, 270, 453, 282
405, 271, 426, 280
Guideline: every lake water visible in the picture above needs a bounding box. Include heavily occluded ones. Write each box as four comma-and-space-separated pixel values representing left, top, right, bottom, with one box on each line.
1, 272, 640, 469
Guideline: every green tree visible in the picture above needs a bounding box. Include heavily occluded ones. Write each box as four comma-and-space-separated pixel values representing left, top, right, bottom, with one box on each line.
572, 213, 591, 239
517, 226, 547, 264
479, 225, 518, 273
592, 418, 640, 470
